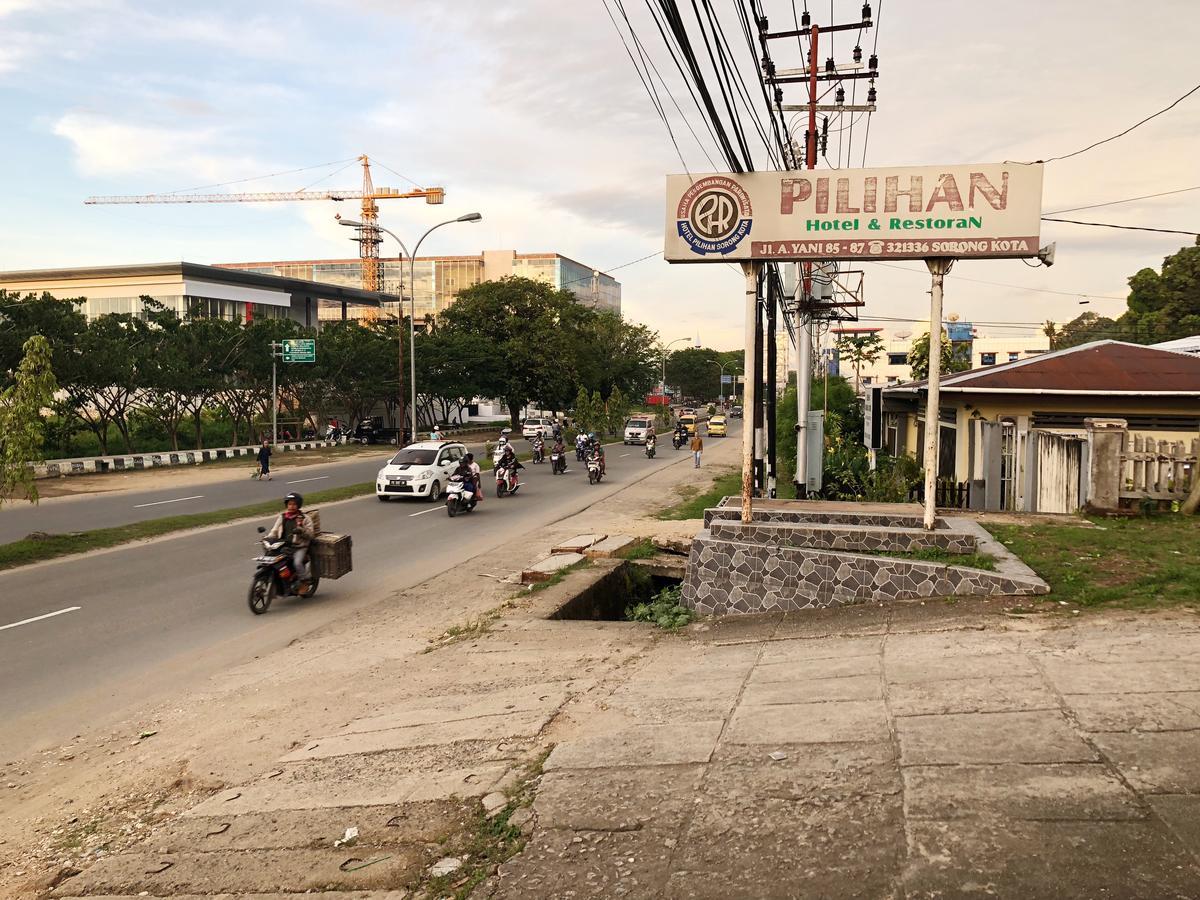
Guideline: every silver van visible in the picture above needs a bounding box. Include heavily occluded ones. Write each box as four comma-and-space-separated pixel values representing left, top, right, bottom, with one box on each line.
623, 415, 655, 444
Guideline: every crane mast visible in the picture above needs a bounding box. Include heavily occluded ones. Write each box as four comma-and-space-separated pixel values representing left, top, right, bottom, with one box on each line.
84, 155, 444, 293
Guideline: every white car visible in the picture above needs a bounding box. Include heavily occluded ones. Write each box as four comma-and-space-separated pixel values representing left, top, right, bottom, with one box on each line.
376, 441, 467, 502
623, 416, 655, 444
522, 417, 557, 439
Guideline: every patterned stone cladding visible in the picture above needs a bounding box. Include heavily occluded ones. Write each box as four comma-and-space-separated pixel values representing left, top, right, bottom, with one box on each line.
681, 530, 1048, 617
703, 507, 935, 530
708, 520, 977, 554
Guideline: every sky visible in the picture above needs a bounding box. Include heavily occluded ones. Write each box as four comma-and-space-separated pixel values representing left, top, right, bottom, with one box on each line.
1, 0, 1198, 349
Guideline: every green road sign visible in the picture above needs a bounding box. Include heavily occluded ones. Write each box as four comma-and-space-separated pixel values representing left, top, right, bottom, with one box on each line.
281, 338, 316, 363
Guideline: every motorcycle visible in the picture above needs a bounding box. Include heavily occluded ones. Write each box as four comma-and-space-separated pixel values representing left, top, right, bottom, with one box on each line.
575, 436, 587, 462
587, 454, 604, 485
495, 463, 522, 497
248, 527, 319, 614
672, 430, 685, 450
645, 435, 656, 459
445, 474, 478, 517
531, 437, 545, 464
550, 448, 567, 474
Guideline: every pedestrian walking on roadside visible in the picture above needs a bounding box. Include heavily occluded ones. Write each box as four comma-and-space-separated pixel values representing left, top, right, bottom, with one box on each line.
690, 433, 704, 468
256, 440, 273, 481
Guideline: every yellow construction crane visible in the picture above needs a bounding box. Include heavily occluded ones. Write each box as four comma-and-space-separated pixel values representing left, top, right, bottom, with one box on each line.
85, 156, 444, 292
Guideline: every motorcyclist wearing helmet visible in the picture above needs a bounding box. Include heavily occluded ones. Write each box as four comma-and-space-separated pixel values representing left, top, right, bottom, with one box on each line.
587, 432, 606, 476
266, 492, 316, 581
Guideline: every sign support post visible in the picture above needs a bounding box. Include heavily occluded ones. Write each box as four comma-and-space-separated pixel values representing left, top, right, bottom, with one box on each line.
269, 341, 281, 445
922, 258, 952, 530
741, 261, 760, 523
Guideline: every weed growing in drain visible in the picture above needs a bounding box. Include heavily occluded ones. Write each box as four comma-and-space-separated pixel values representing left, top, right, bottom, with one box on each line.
626, 584, 693, 630
617, 537, 657, 560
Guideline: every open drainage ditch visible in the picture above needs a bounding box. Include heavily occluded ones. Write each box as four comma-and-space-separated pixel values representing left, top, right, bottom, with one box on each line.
548, 559, 684, 621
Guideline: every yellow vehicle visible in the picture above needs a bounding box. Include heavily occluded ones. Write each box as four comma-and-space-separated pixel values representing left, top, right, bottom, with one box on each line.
678, 415, 698, 436
707, 415, 727, 437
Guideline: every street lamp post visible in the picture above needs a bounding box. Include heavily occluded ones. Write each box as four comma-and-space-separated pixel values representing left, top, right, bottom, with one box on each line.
709, 360, 739, 404
660, 337, 695, 409
339, 212, 481, 443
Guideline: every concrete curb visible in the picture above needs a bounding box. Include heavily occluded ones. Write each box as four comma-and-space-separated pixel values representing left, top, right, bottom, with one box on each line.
31, 440, 343, 480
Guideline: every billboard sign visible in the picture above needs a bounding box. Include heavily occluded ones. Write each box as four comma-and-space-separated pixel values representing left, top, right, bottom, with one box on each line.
666, 162, 1043, 263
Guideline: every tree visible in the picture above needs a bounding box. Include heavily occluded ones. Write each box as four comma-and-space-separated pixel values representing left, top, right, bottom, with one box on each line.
416, 326, 500, 426
441, 277, 583, 428
836, 332, 885, 392
605, 386, 629, 435
66, 312, 153, 453
1042, 320, 1059, 351
571, 386, 597, 435
1, 335, 58, 507
907, 330, 970, 381
574, 312, 659, 401
664, 346, 720, 401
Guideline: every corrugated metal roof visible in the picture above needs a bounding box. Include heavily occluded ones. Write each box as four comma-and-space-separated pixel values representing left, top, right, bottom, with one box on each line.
885, 340, 1200, 395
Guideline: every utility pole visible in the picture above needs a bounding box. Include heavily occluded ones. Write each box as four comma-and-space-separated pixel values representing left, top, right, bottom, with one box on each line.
923, 259, 951, 530
269, 341, 281, 445
760, 5, 879, 499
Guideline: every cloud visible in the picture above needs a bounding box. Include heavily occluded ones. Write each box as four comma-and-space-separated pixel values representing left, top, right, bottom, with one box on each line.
52, 112, 260, 184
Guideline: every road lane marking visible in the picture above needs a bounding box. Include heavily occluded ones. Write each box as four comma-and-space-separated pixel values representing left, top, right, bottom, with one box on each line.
620, 453, 630, 457
408, 506, 445, 517
133, 495, 203, 509
285, 475, 331, 485
0, 606, 81, 632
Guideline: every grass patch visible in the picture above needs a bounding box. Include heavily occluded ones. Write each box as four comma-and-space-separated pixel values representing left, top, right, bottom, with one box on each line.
656, 468, 740, 520
0, 481, 377, 572
616, 537, 657, 560
423, 601, 515, 653
420, 749, 551, 898
877, 548, 997, 570
524, 559, 591, 595
986, 514, 1200, 608
625, 584, 693, 630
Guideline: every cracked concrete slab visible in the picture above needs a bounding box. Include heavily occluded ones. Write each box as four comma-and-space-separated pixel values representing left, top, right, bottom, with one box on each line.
53, 847, 425, 896
749, 654, 880, 683
544, 721, 724, 770
156, 801, 472, 851
338, 682, 577, 734
740, 674, 882, 705
280, 709, 553, 762
724, 700, 890, 745
1039, 659, 1200, 695
1066, 691, 1200, 732
887, 675, 1057, 716
1092, 732, 1200, 793
534, 765, 705, 832
1150, 795, 1200, 859
885, 651, 1039, 684
903, 763, 1143, 821
897, 710, 1097, 765
756, 635, 883, 663
904, 819, 1200, 899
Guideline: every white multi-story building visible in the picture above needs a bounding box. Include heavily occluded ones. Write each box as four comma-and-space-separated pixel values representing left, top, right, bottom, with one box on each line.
852, 323, 1051, 390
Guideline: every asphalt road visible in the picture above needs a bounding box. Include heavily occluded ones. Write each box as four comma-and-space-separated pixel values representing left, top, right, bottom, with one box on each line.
0, 436, 701, 759
0, 443, 499, 544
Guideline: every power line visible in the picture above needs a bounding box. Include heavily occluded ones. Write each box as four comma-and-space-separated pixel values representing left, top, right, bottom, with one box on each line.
1042, 81, 1200, 163
369, 159, 425, 190
1044, 184, 1200, 215
159, 157, 360, 195
556, 250, 663, 290
1041, 216, 1200, 236
865, 261, 1127, 299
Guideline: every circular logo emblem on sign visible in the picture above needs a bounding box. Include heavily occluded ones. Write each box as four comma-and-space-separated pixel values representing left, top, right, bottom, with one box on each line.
676, 176, 752, 256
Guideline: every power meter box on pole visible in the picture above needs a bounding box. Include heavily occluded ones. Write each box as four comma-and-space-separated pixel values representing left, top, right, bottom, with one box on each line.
864, 385, 884, 450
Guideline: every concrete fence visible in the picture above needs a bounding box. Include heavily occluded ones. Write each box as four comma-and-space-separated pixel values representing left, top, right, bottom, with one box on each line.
1120, 432, 1199, 503
31, 440, 342, 480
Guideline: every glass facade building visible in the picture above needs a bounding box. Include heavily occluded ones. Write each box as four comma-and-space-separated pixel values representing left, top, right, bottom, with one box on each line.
221, 250, 621, 322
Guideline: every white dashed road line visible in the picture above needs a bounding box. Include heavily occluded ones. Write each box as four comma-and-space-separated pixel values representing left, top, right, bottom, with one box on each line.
133, 495, 203, 509
0, 607, 81, 633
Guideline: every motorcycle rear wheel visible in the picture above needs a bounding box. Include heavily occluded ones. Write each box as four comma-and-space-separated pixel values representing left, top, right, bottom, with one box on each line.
248, 574, 275, 615
496, 482, 506, 498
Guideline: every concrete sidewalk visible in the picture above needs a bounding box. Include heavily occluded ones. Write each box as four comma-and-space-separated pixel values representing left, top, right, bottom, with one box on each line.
44, 591, 1200, 897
